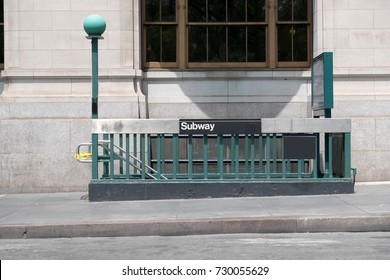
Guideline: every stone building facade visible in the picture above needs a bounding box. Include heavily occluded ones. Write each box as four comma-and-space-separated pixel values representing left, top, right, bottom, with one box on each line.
1, 0, 390, 193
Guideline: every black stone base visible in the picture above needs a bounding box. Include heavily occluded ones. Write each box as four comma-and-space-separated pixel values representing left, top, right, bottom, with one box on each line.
89, 180, 355, 202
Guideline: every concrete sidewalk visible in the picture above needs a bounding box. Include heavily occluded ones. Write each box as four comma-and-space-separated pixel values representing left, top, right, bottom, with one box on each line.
0, 182, 390, 239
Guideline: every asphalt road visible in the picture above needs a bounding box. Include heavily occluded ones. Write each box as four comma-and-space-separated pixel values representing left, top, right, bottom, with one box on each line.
1, 232, 390, 260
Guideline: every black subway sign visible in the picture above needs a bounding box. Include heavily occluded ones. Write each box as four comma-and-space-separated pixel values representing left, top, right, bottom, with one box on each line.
179, 119, 261, 134
283, 135, 316, 159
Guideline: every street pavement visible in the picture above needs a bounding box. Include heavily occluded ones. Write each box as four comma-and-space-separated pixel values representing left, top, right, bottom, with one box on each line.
0, 182, 390, 239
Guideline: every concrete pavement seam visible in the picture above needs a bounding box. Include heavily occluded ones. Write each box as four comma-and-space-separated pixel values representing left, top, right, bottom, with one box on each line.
332, 195, 371, 215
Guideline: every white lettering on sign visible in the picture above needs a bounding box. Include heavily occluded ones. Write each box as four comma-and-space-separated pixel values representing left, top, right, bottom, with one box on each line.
180, 122, 215, 132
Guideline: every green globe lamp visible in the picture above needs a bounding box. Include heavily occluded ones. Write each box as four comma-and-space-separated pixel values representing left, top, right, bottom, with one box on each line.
84, 14, 106, 39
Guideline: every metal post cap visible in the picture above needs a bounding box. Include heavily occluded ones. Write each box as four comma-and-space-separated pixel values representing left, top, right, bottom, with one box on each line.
83, 14, 106, 37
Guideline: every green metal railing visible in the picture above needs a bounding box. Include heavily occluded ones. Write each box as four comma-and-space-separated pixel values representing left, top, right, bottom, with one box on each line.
90, 131, 352, 183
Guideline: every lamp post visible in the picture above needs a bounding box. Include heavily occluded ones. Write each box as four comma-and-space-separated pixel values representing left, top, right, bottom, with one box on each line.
84, 14, 106, 180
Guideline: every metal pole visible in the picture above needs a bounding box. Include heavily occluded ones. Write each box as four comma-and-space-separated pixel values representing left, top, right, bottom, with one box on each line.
91, 38, 99, 180
84, 14, 106, 181
91, 38, 99, 120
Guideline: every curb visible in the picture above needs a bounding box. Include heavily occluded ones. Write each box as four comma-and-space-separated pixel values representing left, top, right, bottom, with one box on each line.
1, 216, 390, 239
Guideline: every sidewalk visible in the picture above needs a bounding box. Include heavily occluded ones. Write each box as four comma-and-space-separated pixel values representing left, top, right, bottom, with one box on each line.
0, 182, 390, 239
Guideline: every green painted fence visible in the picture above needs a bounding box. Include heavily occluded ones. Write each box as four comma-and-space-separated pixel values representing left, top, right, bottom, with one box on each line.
87, 129, 353, 183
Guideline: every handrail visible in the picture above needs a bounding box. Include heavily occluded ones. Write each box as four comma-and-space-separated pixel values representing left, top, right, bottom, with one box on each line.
98, 140, 168, 180
75, 140, 168, 180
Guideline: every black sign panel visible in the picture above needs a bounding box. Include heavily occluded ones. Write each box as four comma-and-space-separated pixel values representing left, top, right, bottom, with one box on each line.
283, 135, 316, 159
179, 119, 261, 135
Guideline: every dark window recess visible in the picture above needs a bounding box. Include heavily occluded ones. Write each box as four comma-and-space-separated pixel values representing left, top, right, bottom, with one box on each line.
188, 0, 207, 22
278, 0, 308, 21
208, 0, 226, 22
277, 0, 309, 62
145, 0, 176, 63
247, 0, 266, 22
208, 26, 226, 62
278, 25, 308, 62
248, 26, 266, 62
188, 26, 207, 62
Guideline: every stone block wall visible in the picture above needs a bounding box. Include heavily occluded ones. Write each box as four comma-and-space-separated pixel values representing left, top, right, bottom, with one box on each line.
314, 0, 390, 182
0, 0, 145, 193
2, 0, 390, 193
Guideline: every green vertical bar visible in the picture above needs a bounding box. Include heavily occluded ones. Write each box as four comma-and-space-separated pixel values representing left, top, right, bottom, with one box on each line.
161, 135, 165, 175
119, 134, 123, 175
244, 135, 249, 173
109, 134, 114, 179
273, 134, 277, 174
282, 136, 286, 179
133, 134, 137, 175
312, 133, 319, 179
147, 134, 152, 168
250, 134, 255, 179
328, 133, 333, 178
140, 134, 146, 179
218, 135, 224, 179
103, 134, 109, 177
91, 38, 98, 120
287, 159, 291, 175
91, 38, 99, 181
259, 134, 263, 174
344, 132, 352, 179
173, 134, 178, 179
203, 135, 208, 179
126, 134, 130, 179
325, 133, 331, 178
298, 159, 303, 179
231, 135, 235, 175
266, 134, 271, 178
188, 135, 193, 179
235, 135, 239, 179
92, 134, 99, 180
157, 134, 161, 179
155, 135, 160, 179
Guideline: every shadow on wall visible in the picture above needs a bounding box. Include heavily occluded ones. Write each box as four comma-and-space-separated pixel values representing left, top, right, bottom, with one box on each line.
0, 78, 4, 95
142, 71, 312, 119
